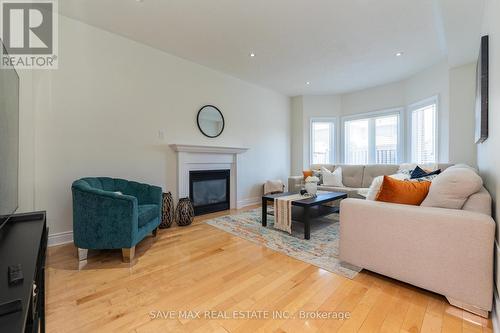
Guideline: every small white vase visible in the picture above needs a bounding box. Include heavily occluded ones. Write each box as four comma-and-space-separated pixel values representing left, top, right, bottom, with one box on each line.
304, 182, 317, 195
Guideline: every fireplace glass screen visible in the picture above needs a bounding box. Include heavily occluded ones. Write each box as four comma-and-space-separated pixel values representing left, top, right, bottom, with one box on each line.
189, 169, 230, 215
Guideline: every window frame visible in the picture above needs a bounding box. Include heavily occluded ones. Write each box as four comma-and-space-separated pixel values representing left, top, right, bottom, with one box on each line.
407, 95, 439, 164
341, 108, 404, 164
309, 117, 338, 165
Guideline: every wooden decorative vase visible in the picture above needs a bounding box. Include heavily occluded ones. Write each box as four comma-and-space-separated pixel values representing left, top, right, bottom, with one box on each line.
160, 192, 174, 228
175, 198, 194, 226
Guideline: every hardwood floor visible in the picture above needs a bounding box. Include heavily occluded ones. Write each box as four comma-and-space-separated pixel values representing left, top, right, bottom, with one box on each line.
46, 206, 493, 332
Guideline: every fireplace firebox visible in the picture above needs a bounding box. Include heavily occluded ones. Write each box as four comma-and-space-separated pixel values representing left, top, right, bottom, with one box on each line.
189, 169, 230, 215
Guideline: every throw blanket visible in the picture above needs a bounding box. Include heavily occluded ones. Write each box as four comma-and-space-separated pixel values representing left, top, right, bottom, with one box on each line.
264, 180, 285, 195
274, 193, 304, 233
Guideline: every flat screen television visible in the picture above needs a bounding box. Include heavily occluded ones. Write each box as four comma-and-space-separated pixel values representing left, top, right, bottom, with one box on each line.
0, 39, 19, 230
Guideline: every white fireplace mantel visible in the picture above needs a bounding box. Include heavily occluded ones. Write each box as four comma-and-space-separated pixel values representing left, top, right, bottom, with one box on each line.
169, 144, 249, 154
169, 144, 249, 209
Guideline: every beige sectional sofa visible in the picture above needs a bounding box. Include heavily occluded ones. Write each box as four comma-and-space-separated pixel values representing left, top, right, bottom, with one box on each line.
288, 163, 452, 197
288, 163, 495, 317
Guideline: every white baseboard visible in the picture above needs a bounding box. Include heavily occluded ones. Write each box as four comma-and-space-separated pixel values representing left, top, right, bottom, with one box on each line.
48, 198, 259, 246
48, 230, 73, 247
236, 196, 261, 209
493, 240, 500, 333
48, 196, 261, 246
493, 287, 499, 333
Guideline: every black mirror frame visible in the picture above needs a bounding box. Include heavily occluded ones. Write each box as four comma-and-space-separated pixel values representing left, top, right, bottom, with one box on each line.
196, 105, 225, 138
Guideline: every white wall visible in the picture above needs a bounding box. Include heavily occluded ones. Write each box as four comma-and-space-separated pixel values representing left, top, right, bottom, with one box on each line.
19, 15, 291, 235
17, 70, 35, 213
292, 60, 478, 170
405, 61, 450, 162
341, 81, 405, 116
290, 96, 303, 175
449, 63, 477, 167
301, 95, 342, 170
477, 0, 500, 314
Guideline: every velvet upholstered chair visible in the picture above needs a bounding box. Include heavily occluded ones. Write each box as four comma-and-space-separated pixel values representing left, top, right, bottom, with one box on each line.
72, 177, 162, 262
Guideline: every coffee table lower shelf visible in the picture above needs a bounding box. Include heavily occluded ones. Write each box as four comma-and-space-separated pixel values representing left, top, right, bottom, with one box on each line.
262, 191, 346, 240
266, 205, 339, 221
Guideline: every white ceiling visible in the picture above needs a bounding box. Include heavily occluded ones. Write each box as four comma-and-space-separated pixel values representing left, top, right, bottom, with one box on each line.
58, 0, 485, 96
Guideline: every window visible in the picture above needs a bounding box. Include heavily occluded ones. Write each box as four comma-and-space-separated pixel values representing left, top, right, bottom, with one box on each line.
409, 98, 437, 164
343, 111, 401, 164
344, 118, 369, 164
310, 119, 335, 164
375, 115, 399, 164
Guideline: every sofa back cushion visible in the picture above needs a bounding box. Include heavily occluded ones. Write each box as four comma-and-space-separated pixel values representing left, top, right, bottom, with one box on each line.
310, 164, 364, 187
462, 187, 492, 215
308, 163, 454, 189
310, 164, 334, 172
337, 165, 365, 188
421, 167, 483, 209
78, 177, 104, 190
437, 163, 454, 171
362, 165, 400, 188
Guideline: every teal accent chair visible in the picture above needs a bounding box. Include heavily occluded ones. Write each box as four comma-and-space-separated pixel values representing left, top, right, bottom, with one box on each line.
72, 177, 162, 262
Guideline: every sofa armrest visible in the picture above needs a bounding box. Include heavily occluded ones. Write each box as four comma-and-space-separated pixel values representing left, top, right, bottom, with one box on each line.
340, 198, 495, 311
288, 176, 304, 192
72, 186, 139, 249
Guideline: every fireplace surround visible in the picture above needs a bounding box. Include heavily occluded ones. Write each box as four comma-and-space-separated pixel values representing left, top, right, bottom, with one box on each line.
169, 144, 249, 210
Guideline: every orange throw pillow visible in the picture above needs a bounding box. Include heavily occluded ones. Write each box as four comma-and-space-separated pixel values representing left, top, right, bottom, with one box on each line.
303, 170, 313, 179
376, 176, 431, 206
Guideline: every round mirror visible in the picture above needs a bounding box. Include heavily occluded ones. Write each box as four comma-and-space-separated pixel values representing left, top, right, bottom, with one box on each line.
197, 105, 225, 138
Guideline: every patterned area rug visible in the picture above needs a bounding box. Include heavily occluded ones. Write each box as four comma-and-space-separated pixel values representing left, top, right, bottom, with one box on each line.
205, 208, 360, 279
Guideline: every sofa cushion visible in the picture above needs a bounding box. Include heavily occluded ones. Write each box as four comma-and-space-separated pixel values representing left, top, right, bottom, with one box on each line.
376, 176, 431, 206
337, 165, 364, 188
421, 167, 483, 209
311, 164, 334, 171
362, 165, 399, 188
138, 204, 159, 227
317, 186, 365, 199
462, 187, 492, 215
437, 163, 454, 171
445, 163, 479, 173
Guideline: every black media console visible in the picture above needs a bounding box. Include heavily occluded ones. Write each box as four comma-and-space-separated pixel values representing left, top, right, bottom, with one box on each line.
0, 212, 47, 333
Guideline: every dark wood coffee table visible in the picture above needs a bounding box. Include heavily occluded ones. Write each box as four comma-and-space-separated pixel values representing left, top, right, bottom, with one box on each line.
261, 191, 347, 239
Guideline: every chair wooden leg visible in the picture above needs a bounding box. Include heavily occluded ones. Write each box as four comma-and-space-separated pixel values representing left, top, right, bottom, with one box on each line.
122, 247, 135, 263
152, 227, 158, 237
77, 248, 88, 261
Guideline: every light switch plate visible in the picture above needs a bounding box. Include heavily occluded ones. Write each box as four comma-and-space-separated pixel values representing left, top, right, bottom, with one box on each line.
158, 129, 166, 140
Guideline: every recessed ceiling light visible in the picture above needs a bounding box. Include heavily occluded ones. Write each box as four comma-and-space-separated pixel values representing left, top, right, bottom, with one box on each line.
249, 53, 255, 57
306, 81, 311, 85
396, 52, 403, 57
